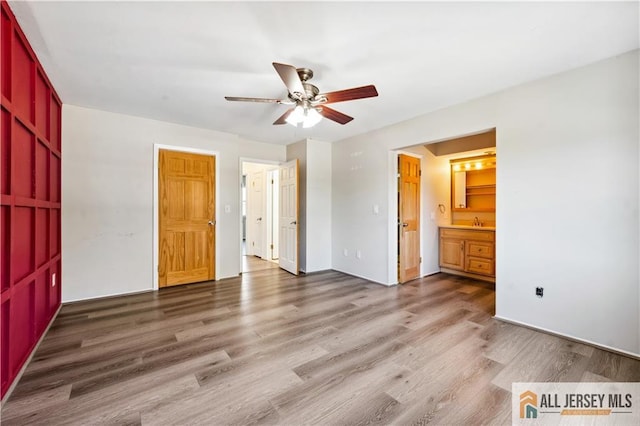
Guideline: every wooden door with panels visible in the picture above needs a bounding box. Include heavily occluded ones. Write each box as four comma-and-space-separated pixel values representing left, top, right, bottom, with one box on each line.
279, 159, 299, 275
398, 154, 421, 283
159, 150, 215, 288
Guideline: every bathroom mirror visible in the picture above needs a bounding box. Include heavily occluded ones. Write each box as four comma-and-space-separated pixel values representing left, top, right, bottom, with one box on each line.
453, 171, 466, 208
450, 154, 496, 212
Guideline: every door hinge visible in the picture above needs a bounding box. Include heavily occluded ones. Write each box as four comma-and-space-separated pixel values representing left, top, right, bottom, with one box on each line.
270, 244, 274, 249
419, 169, 422, 176
420, 257, 422, 263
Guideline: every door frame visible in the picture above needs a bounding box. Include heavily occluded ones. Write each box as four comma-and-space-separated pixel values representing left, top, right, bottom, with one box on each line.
388, 150, 424, 284
239, 158, 281, 273
153, 144, 220, 290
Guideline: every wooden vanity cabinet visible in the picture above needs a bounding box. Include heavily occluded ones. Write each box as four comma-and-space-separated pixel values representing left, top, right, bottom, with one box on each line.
439, 228, 495, 281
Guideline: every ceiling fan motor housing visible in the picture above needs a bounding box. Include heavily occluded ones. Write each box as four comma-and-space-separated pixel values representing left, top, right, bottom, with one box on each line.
296, 68, 314, 82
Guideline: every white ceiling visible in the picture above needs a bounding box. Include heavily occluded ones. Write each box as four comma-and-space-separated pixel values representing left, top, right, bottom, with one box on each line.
9, 1, 639, 145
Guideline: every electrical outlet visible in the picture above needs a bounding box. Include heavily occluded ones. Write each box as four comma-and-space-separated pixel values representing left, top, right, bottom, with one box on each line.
343, 248, 348, 257
52, 273, 56, 287
536, 287, 543, 298
356, 250, 362, 259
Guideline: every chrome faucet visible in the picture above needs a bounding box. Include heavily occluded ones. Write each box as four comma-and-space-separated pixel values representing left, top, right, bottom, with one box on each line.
473, 216, 481, 227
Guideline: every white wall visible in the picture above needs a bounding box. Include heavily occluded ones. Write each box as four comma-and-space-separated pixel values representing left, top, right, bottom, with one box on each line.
62, 105, 285, 302
332, 50, 639, 355
496, 50, 639, 355
286, 138, 332, 273
332, 138, 392, 282
305, 139, 332, 272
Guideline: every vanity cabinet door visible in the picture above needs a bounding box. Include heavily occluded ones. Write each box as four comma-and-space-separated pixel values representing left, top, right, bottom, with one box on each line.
439, 237, 465, 270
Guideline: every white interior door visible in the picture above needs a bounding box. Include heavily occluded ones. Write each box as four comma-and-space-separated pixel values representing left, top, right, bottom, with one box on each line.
279, 159, 298, 275
270, 170, 279, 260
265, 169, 279, 260
248, 170, 264, 258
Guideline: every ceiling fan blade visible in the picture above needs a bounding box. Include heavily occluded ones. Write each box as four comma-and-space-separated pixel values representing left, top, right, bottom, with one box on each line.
273, 62, 305, 98
273, 108, 294, 125
224, 96, 282, 103
319, 106, 353, 125
320, 85, 378, 104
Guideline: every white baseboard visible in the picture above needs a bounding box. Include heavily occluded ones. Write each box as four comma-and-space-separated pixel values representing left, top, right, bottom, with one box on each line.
331, 268, 396, 286
493, 315, 640, 361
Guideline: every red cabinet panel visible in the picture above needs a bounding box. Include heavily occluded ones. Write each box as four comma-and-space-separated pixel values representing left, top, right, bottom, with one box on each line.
1, 301, 9, 393
13, 121, 34, 198
34, 271, 49, 335
9, 282, 34, 375
51, 154, 60, 202
35, 71, 49, 137
36, 208, 48, 267
36, 140, 49, 200
11, 36, 33, 123
50, 208, 60, 257
1, 107, 9, 194
1, 206, 9, 292
12, 206, 34, 283
50, 99, 61, 152
1, 8, 11, 99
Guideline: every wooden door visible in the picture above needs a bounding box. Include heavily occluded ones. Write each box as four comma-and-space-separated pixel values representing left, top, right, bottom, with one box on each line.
247, 170, 265, 258
279, 160, 299, 275
159, 150, 215, 287
398, 154, 421, 283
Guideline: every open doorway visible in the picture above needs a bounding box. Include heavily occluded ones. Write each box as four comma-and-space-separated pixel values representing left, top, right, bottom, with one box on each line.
393, 128, 497, 312
241, 161, 280, 273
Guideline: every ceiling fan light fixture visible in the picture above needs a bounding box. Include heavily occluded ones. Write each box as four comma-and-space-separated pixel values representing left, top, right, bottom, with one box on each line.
285, 105, 305, 125
302, 108, 322, 128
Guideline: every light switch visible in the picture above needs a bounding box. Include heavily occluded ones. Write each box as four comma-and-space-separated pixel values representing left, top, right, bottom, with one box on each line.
373, 204, 379, 215
430, 211, 435, 220
224, 205, 231, 213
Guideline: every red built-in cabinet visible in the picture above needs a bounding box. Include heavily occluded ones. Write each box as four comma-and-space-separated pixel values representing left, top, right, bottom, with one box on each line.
1, 0, 62, 399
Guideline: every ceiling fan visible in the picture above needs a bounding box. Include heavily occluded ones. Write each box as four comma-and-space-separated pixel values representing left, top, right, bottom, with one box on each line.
225, 62, 378, 127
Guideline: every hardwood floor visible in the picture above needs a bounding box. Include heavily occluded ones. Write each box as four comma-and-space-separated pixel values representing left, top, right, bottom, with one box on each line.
2, 270, 639, 425
242, 255, 280, 273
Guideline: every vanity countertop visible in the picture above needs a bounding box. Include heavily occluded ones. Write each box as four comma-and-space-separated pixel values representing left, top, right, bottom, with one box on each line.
439, 224, 496, 231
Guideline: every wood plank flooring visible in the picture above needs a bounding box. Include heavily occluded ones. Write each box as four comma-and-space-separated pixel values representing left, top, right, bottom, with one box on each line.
2, 270, 639, 425
242, 255, 280, 273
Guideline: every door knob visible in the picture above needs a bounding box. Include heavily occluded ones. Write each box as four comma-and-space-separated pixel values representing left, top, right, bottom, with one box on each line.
257, 217, 262, 221
208, 220, 215, 226
402, 222, 409, 227
290, 220, 297, 225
